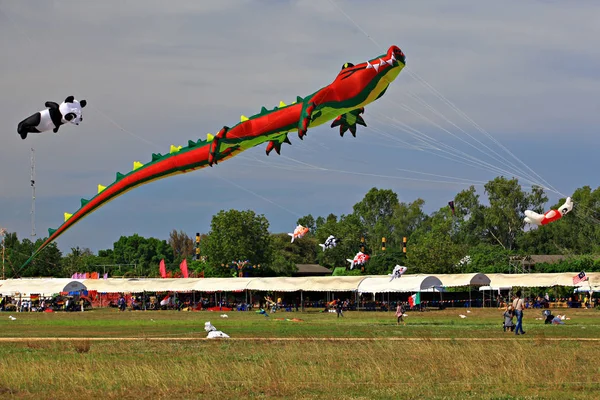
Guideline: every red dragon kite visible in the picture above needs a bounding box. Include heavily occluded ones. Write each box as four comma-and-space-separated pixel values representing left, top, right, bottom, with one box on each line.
21, 45, 406, 269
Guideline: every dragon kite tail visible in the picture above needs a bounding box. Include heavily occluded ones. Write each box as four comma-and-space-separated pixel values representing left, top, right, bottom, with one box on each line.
331, 107, 367, 138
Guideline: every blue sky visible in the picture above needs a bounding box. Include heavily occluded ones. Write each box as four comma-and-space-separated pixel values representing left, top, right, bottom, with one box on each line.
1, 0, 599, 254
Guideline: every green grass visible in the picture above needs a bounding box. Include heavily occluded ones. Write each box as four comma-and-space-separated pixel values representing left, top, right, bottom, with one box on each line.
0, 308, 599, 399
1, 307, 599, 339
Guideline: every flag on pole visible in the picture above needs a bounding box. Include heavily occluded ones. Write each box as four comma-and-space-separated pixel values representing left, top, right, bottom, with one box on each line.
573, 271, 587, 285
180, 259, 189, 278
159, 259, 167, 278
408, 292, 421, 307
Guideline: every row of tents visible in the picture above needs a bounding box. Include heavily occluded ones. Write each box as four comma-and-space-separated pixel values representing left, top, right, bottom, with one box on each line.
0, 272, 598, 297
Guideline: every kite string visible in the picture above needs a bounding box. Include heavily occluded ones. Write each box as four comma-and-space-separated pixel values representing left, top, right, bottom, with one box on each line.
403, 70, 562, 195
366, 111, 553, 191
89, 104, 163, 150
326, 0, 383, 51
326, 0, 562, 196
213, 174, 303, 218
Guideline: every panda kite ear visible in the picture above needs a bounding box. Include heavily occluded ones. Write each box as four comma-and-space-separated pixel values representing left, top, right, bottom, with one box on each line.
64, 96, 75, 103
80, 100, 87, 107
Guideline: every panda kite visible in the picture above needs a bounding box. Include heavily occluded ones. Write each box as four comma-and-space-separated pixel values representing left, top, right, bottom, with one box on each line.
17, 96, 87, 140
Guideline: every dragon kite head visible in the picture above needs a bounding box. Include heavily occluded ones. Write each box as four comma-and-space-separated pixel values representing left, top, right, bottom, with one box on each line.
328, 45, 406, 107
388, 45, 406, 66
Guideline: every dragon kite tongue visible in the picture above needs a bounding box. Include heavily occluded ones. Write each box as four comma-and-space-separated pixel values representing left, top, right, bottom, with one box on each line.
20, 45, 406, 270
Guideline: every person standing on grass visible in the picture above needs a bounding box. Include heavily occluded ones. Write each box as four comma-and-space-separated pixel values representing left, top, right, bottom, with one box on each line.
396, 302, 406, 326
336, 299, 344, 318
512, 290, 526, 335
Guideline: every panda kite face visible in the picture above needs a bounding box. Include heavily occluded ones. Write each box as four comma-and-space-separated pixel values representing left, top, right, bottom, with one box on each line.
59, 98, 87, 125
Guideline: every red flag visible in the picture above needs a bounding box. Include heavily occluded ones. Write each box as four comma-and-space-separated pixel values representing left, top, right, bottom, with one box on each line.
159, 259, 167, 278
180, 259, 189, 278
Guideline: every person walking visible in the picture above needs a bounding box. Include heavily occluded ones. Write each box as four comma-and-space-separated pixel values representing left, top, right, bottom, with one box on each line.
396, 302, 406, 326
512, 290, 526, 335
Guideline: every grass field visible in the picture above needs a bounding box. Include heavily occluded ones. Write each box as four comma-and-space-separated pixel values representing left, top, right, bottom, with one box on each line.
0, 307, 599, 399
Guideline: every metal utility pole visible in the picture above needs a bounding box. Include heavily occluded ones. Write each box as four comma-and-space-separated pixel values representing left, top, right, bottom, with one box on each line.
1, 228, 6, 280
30, 148, 36, 241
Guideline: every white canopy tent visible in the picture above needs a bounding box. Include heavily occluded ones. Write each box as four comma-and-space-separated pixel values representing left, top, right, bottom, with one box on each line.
357, 275, 443, 294
302, 276, 369, 292
487, 272, 600, 289
0, 278, 87, 296
436, 273, 491, 287
246, 277, 309, 292
433, 273, 491, 308
78, 278, 254, 293
1, 272, 596, 306
191, 277, 254, 292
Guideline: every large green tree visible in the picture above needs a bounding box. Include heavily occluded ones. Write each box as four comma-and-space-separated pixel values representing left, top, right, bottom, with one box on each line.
271, 233, 317, 265
201, 209, 272, 270
353, 187, 399, 242
482, 177, 547, 250
388, 198, 427, 248
452, 186, 486, 246
3, 233, 62, 278
112, 234, 173, 276
407, 210, 467, 274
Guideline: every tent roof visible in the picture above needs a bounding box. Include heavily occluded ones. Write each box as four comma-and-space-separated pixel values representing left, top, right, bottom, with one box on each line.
245, 277, 309, 292
190, 277, 254, 292
301, 276, 368, 291
487, 272, 600, 288
435, 273, 491, 287
80, 278, 253, 293
0, 278, 87, 296
1, 272, 596, 295
357, 275, 443, 294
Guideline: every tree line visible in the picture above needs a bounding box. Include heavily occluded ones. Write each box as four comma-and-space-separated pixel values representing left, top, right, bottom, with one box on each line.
3, 177, 600, 278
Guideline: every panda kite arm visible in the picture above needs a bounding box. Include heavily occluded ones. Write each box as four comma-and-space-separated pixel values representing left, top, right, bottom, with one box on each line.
45, 101, 59, 109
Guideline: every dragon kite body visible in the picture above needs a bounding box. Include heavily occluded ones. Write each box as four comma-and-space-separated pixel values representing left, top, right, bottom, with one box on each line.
22, 45, 406, 268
